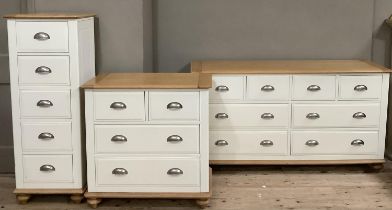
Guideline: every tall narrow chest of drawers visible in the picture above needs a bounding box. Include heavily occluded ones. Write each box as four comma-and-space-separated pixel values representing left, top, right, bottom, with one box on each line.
192, 60, 391, 167
5, 13, 96, 203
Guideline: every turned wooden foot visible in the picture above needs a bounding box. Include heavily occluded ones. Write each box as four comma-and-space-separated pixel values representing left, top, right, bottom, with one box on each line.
196, 198, 210, 209
366, 163, 384, 173
87, 198, 102, 209
70, 194, 84, 204
16, 194, 31, 204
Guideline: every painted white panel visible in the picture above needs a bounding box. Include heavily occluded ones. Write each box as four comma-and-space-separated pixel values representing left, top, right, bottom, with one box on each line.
339, 75, 382, 100
23, 155, 73, 183
246, 75, 290, 100
292, 75, 336, 100
210, 75, 244, 101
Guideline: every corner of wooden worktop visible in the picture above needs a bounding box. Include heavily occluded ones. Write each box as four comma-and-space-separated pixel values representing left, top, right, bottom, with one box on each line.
191, 61, 202, 72
197, 73, 212, 89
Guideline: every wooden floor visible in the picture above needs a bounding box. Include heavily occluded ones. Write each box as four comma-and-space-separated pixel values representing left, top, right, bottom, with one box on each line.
1, 161, 392, 209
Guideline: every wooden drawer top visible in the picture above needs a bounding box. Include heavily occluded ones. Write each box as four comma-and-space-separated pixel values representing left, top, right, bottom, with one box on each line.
4, 13, 95, 19
191, 60, 392, 74
82, 73, 212, 89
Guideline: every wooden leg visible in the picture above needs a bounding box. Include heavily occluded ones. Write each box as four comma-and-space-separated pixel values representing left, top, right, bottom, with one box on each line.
366, 163, 384, 173
196, 198, 210, 209
87, 198, 102, 209
70, 194, 84, 204
16, 194, 31, 204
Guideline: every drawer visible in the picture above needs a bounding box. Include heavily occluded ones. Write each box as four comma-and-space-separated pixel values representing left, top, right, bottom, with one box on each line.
94, 91, 145, 121
96, 157, 200, 186
246, 75, 290, 100
18, 56, 70, 85
20, 90, 71, 118
95, 125, 199, 154
16, 21, 69, 52
291, 131, 378, 155
21, 121, 72, 152
23, 155, 73, 183
339, 75, 382, 100
292, 75, 336, 100
292, 104, 380, 128
210, 131, 288, 155
149, 91, 199, 121
210, 104, 289, 128
210, 75, 244, 101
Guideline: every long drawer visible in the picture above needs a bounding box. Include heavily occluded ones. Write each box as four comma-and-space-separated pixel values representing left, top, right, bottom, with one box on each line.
292, 103, 380, 128
95, 157, 200, 186
291, 131, 379, 155
23, 155, 73, 183
210, 130, 288, 155
210, 104, 290, 128
95, 125, 199, 154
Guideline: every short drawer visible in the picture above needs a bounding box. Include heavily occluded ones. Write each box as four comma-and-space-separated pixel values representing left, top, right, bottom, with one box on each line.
23, 155, 73, 183
210, 75, 244, 101
96, 157, 200, 186
292, 75, 336, 100
94, 91, 145, 121
291, 131, 378, 155
149, 91, 199, 121
21, 121, 72, 152
292, 104, 380, 128
18, 56, 70, 85
16, 21, 69, 52
95, 125, 199, 154
210, 131, 288, 155
20, 90, 71, 118
339, 75, 382, 100
246, 75, 290, 100
210, 104, 290, 128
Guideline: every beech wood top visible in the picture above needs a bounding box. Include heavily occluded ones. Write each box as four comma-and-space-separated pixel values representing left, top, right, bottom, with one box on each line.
3, 13, 96, 19
82, 73, 212, 89
191, 60, 392, 74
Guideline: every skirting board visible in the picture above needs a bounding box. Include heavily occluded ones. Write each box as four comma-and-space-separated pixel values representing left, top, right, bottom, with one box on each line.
209, 159, 385, 165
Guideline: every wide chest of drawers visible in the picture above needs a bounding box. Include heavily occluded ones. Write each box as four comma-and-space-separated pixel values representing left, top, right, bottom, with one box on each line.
192, 60, 391, 165
5, 13, 96, 203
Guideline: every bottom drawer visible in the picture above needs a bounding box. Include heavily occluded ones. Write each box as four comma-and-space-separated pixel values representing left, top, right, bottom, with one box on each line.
96, 157, 200, 186
210, 131, 288, 155
23, 155, 73, 183
291, 131, 379, 155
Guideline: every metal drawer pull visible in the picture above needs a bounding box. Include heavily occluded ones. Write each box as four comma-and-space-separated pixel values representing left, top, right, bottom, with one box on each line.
110, 102, 126, 109
307, 85, 321, 92
35, 66, 52, 74
215, 140, 229, 146
38, 132, 54, 140
261, 113, 274, 119
260, 140, 274, 146
111, 135, 127, 142
167, 135, 183, 143
351, 139, 365, 146
354, 85, 367, 92
305, 140, 319, 146
167, 168, 183, 175
261, 85, 275, 92
167, 102, 183, 110
215, 113, 229, 119
37, 100, 53, 107
353, 112, 366, 119
112, 168, 128, 175
40, 164, 55, 172
306, 113, 320, 119
215, 85, 229, 92
34, 32, 50, 41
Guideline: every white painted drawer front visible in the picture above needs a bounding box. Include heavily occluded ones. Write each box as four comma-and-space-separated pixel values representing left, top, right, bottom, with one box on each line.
21, 122, 72, 152
20, 90, 71, 118
16, 21, 69, 52
23, 155, 73, 183
292, 104, 380, 128
246, 75, 290, 100
211, 76, 244, 101
339, 75, 382, 100
292, 75, 336, 100
210, 131, 288, 155
210, 104, 289, 128
95, 125, 199, 154
149, 92, 199, 121
96, 157, 200, 186
291, 131, 378, 155
18, 56, 70, 85
94, 91, 145, 121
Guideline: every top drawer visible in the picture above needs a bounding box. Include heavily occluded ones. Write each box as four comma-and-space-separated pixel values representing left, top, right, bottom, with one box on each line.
246, 75, 290, 101
292, 75, 336, 100
16, 22, 69, 52
339, 75, 382, 100
210, 76, 244, 101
